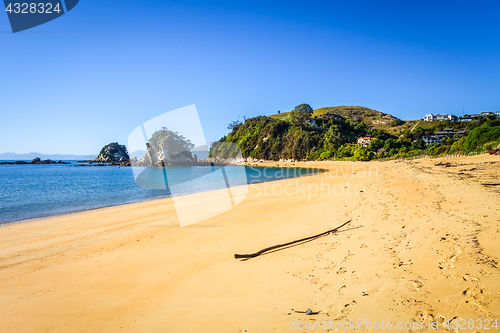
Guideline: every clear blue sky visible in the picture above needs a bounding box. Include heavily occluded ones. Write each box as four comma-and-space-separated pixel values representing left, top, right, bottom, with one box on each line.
1, 0, 499, 155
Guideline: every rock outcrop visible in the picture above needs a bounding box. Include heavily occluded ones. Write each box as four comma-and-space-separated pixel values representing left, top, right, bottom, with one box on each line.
0, 158, 70, 165
92, 143, 130, 164
133, 145, 197, 167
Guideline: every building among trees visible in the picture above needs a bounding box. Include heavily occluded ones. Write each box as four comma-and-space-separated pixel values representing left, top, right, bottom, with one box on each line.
357, 137, 376, 146
423, 113, 457, 122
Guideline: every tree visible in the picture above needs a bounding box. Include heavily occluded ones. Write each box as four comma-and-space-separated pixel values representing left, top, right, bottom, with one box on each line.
368, 139, 383, 152
292, 103, 313, 115
290, 103, 313, 129
227, 116, 247, 130
384, 138, 398, 150
323, 126, 344, 151
148, 127, 195, 156
412, 138, 426, 150
227, 119, 242, 130
354, 146, 372, 161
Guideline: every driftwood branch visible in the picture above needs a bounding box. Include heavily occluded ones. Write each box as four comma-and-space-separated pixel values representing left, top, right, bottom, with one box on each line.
234, 220, 351, 259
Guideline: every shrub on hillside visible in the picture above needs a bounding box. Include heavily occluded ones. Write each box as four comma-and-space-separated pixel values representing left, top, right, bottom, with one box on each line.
463, 126, 500, 151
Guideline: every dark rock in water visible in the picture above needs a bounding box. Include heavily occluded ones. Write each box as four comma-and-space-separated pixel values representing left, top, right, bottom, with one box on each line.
92, 142, 130, 164
0, 158, 70, 165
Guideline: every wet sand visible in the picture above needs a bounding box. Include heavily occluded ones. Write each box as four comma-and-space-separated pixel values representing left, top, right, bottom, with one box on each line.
0, 154, 499, 332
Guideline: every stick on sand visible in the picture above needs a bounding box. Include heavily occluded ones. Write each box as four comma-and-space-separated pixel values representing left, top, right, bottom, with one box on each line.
234, 220, 351, 259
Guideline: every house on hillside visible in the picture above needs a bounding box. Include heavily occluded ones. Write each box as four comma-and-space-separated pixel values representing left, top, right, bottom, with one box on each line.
459, 114, 480, 122
423, 113, 457, 122
422, 135, 440, 145
433, 128, 467, 139
357, 137, 376, 146
460, 112, 499, 121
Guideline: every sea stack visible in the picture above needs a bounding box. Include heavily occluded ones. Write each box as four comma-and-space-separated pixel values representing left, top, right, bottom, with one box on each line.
92, 142, 130, 165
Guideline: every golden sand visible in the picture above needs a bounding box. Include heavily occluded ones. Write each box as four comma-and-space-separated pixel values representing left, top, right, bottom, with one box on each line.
0, 155, 499, 332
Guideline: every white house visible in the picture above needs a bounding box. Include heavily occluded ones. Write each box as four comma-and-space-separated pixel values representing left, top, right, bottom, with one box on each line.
357, 137, 376, 146
422, 135, 440, 145
423, 114, 457, 122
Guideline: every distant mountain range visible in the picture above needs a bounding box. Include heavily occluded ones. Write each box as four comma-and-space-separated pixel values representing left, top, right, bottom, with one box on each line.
129, 150, 147, 160
0, 149, 209, 162
0, 152, 96, 161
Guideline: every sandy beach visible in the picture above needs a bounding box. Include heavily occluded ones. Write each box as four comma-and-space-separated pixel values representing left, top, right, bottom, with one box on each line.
1, 155, 499, 332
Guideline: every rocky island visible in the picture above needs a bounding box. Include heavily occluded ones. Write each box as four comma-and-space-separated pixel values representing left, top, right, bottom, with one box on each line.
78, 128, 244, 168
0, 157, 70, 165
132, 127, 199, 167
78, 142, 132, 166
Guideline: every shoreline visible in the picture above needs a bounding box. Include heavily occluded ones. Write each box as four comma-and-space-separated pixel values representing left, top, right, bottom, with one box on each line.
0, 155, 498, 332
0, 164, 326, 227
0, 154, 494, 227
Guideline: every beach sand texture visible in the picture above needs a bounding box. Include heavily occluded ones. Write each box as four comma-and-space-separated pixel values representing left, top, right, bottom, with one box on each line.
0, 155, 499, 332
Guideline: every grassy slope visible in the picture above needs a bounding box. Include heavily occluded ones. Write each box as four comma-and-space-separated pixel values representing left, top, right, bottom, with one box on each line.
270, 105, 417, 135
269, 105, 470, 137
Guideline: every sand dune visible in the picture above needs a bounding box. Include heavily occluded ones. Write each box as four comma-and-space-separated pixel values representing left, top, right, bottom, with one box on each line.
0, 155, 499, 332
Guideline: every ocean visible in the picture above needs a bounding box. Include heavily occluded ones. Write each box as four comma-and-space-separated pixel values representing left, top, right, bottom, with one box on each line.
0, 162, 317, 225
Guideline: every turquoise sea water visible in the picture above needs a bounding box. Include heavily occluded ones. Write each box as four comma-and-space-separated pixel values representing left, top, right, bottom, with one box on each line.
0, 162, 317, 225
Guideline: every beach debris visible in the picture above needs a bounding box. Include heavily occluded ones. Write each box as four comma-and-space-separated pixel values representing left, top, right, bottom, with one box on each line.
234, 221, 351, 259
488, 148, 500, 155
361, 292, 368, 296
434, 162, 452, 167
294, 309, 321, 315
286, 312, 291, 315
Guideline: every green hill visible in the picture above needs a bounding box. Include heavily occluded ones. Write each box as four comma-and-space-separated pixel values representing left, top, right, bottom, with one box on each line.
212, 104, 499, 161
271, 105, 406, 133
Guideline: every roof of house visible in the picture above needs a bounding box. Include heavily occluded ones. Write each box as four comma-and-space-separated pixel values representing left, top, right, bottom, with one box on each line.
434, 130, 466, 135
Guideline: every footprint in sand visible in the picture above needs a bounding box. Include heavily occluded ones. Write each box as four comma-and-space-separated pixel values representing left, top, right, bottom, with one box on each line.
407, 279, 425, 292
414, 310, 435, 323
478, 269, 491, 276
337, 267, 347, 274
461, 286, 493, 316
463, 273, 479, 281
341, 251, 354, 263
341, 304, 353, 315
